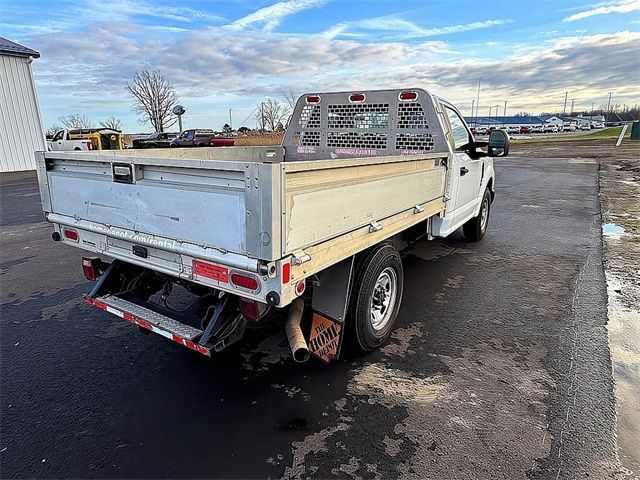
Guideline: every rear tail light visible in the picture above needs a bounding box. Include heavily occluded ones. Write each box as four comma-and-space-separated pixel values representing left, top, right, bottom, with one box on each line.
82, 257, 103, 281
349, 93, 365, 103
230, 273, 259, 291
282, 262, 291, 284
399, 91, 418, 101
63, 228, 79, 242
306, 95, 321, 104
86, 141, 93, 150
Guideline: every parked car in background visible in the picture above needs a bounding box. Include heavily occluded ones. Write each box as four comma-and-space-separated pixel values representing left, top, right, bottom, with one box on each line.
519, 126, 531, 134
593, 122, 605, 129
132, 132, 178, 149
543, 124, 559, 133
170, 129, 235, 147
507, 126, 519, 134
581, 124, 590, 131
531, 125, 544, 133
475, 127, 488, 135
47, 128, 124, 151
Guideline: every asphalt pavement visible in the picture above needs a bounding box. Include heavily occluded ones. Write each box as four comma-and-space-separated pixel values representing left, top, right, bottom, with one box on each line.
0, 158, 621, 479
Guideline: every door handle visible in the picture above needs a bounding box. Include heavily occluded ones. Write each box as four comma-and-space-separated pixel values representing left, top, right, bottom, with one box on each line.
460, 167, 469, 176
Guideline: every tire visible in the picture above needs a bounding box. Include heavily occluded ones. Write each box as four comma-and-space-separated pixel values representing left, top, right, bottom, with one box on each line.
463, 187, 492, 242
347, 243, 404, 352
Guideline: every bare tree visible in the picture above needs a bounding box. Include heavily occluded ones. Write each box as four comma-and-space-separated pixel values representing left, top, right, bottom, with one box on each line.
100, 116, 123, 131
125, 70, 178, 132
45, 124, 63, 137
283, 89, 300, 110
256, 98, 291, 131
59, 114, 93, 129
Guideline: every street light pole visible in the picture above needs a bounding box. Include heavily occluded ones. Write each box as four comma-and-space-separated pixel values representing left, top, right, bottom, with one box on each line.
606, 92, 613, 123
471, 100, 475, 126
229, 109, 233, 130
563, 92, 568, 115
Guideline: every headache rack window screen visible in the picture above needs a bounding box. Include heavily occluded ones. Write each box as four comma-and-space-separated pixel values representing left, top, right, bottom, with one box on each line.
298, 105, 321, 128
283, 90, 449, 160
292, 130, 321, 147
397, 102, 428, 129
328, 104, 390, 129
327, 132, 388, 149
395, 133, 434, 151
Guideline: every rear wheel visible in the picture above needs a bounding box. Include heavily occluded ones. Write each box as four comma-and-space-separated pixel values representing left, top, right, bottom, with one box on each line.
463, 187, 491, 242
347, 243, 404, 352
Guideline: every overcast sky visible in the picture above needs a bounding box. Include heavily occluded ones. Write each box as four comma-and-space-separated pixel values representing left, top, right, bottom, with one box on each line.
2, 0, 639, 132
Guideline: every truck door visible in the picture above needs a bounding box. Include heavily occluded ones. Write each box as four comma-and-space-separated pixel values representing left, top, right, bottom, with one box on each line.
51, 130, 65, 151
443, 106, 482, 212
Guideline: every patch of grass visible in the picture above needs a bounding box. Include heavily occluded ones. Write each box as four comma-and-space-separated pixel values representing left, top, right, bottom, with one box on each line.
513, 126, 634, 143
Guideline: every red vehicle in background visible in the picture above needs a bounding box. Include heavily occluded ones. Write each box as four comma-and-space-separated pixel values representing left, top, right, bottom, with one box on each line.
170, 129, 235, 147
519, 126, 531, 134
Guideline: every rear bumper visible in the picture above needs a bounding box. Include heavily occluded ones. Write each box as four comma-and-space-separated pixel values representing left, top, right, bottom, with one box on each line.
85, 295, 212, 356
49, 213, 299, 307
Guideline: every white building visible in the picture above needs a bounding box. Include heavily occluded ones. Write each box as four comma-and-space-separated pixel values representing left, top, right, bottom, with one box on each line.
0, 37, 45, 172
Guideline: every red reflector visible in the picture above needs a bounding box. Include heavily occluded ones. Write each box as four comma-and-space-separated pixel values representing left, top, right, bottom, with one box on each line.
306, 95, 321, 104
82, 258, 97, 281
399, 91, 418, 101
63, 228, 79, 242
349, 93, 365, 103
92, 299, 107, 310
295, 281, 306, 295
239, 298, 261, 321
282, 262, 291, 284
231, 273, 259, 291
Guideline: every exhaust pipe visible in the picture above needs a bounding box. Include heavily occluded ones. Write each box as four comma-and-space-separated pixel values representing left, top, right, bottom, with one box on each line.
285, 298, 310, 363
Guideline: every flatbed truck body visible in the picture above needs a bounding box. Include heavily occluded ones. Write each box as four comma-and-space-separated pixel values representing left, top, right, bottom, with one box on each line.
36, 89, 509, 362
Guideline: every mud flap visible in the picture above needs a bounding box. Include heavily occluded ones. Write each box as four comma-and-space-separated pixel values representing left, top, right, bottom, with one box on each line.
309, 256, 354, 363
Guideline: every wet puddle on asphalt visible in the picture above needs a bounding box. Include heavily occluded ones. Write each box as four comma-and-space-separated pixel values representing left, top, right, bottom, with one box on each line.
602, 223, 626, 238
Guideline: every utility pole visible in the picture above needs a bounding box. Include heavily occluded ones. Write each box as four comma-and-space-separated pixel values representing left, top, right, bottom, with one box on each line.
260, 102, 265, 131
471, 100, 475, 126
590, 102, 594, 122
570, 99, 576, 115
606, 92, 613, 123
476, 79, 481, 127
229, 109, 233, 130
563, 92, 568, 115
503, 100, 507, 126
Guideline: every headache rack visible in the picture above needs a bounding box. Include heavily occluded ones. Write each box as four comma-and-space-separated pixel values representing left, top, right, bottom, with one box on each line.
283, 89, 449, 161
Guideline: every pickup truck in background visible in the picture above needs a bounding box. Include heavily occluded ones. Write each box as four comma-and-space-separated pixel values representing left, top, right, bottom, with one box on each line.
47, 129, 94, 151
170, 129, 235, 147
36, 88, 509, 364
132, 132, 178, 149
47, 128, 124, 151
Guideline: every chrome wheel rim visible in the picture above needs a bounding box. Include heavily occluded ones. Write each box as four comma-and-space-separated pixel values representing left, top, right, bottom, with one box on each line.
480, 197, 489, 232
370, 267, 398, 331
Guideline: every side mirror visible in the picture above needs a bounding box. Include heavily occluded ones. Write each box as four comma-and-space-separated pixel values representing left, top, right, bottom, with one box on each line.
487, 129, 510, 157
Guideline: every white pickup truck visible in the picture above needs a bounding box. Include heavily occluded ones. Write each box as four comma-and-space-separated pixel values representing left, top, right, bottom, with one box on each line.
47, 129, 94, 151
36, 89, 509, 363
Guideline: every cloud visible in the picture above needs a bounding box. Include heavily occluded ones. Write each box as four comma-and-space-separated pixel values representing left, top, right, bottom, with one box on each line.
324, 17, 512, 40
26, 21, 640, 129
226, 0, 328, 31
564, 0, 640, 21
